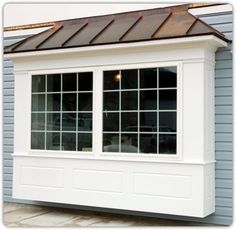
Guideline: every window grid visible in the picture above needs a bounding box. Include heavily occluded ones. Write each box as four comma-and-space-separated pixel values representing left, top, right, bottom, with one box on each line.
103, 67, 177, 154
31, 72, 93, 151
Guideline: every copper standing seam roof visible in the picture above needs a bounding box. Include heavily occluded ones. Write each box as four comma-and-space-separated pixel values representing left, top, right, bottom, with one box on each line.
4, 5, 228, 54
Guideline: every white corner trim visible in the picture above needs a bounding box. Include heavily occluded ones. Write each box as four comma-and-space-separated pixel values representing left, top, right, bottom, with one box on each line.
4, 35, 227, 59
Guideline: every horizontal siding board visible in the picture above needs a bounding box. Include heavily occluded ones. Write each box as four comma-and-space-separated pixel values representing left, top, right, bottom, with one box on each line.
199, 13, 232, 24
216, 161, 233, 170
216, 151, 232, 161
215, 78, 232, 87
212, 23, 233, 33
215, 207, 232, 217
215, 114, 232, 124
215, 87, 232, 97
215, 96, 232, 106
215, 133, 232, 142
215, 188, 233, 198
215, 170, 232, 180
215, 60, 232, 69
216, 179, 232, 189
215, 69, 232, 78
215, 105, 232, 115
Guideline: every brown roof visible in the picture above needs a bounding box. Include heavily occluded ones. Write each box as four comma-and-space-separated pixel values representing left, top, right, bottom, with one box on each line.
4, 4, 228, 54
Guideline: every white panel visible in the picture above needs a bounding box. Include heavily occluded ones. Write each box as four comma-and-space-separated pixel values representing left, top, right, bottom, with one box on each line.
21, 166, 64, 188
134, 173, 191, 199
73, 169, 123, 193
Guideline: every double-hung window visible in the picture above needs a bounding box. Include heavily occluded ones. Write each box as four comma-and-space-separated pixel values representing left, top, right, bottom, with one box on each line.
31, 65, 177, 156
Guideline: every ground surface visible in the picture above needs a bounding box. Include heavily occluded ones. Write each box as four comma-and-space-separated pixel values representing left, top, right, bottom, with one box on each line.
3, 202, 204, 227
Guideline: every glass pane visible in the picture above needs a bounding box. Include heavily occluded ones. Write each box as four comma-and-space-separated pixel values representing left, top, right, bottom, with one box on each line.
47, 74, 61, 92
31, 132, 45, 149
62, 132, 76, 151
121, 134, 138, 153
78, 133, 92, 151
103, 134, 119, 152
32, 94, 45, 111
159, 90, 176, 110
46, 132, 60, 150
62, 113, 76, 131
47, 94, 61, 111
79, 72, 93, 91
121, 91, 138, 110
140, 112, 157, 132
31, 113, 45, 130
103, 112, 119, 132
103, 92, 119, 111
159, 134, 176, 154
104, 70, 120, 90
47, 113, 60, 131
121, 112, 138, 132
159, 112, 176, 132
78, 93, 92, 111
121, 69, 138, 89
140, 134, 157, 154
63, 73, 77, 91
32, 75, 45, 92
159, 66, 177, 88
62, 93, 76, 111
140, 68, 157, 89
78, 113, 92, 131
140, 90, 157, 110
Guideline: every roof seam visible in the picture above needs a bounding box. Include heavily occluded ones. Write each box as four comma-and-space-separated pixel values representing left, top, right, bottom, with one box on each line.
186, 17, 199, 35
119, 13, 143, 41
61, 20, 89, 47
151, 12, 172, 38
89, 17, 115, 44
36, 25, 64, 49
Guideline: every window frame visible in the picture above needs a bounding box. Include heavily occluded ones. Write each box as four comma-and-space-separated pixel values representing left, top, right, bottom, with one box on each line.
29, 61, 182, 161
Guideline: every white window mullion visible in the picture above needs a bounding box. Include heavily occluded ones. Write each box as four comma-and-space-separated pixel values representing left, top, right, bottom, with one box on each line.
93, 68, 103, 156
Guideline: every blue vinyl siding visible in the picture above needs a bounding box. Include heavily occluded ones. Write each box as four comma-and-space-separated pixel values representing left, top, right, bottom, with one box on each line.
3, 10, 233, 225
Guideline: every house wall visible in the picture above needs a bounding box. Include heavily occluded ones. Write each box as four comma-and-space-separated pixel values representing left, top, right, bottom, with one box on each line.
3, 10, 233, 225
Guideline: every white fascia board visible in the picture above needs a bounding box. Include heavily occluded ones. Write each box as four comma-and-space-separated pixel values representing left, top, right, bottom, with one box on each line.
4, 35, 227, 59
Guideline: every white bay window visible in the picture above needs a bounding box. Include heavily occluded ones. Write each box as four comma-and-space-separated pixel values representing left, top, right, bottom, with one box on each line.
9, 36, 226, 218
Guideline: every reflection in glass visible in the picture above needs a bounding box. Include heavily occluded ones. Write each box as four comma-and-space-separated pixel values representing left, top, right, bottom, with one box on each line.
78, 133, 92, 151
62, 113, 76, 131
62, 93, 76, 111
32, 94, 45, 111
47, 74, 61, 92
121, 69, 138, 89
159, 112, 176, 132
140, 134, 157, 154
78, 93, 92, 111
31, 113, 45, 130
159, 134, 176, 154
140, 68, 157, 89
159, 67, 177, 88
121, 134, 138, 153
47, 113, 60, 130
103, 92, 119, 111
121, 91, 138, 110
103, 112, 119, 131
103, 70, 119, 90
47, 94, 61, 111
121, 112, 138, 131
63, 73, 77, 91
78, 113, 92, 131
32, 75, 45, 92
103, 134, 119, 152
31, 132, 45, 149
159, 90, 176, 110
79, 72, 93, 91
46, 132, 60, 150
140, 90, 157, 110
140, 112, 157, 131
62, 133, 76, 151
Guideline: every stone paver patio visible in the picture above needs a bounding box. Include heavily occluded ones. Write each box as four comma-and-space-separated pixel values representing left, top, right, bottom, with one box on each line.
3, 202, 205, 227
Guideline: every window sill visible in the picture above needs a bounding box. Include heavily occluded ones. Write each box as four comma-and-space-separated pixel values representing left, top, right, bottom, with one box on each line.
12, 152, 214, 165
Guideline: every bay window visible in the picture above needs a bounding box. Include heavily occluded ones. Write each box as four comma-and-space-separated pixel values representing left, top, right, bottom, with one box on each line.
31, 65, 177, 156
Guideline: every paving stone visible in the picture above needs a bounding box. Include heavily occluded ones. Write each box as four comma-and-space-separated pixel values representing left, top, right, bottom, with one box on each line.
3, 202, 25, 213
19, 211, 77, 227
3, 205, 48, 225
